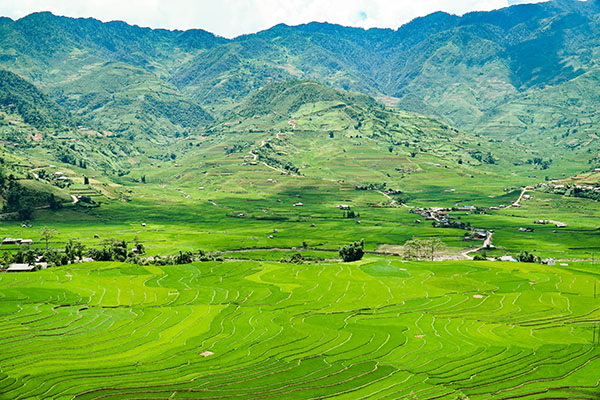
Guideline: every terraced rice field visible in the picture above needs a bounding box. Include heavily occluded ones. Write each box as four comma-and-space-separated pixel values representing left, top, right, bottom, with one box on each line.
1, 259, 599, 399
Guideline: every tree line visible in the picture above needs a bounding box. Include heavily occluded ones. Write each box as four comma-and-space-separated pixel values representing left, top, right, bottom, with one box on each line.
0, 228, 221, 269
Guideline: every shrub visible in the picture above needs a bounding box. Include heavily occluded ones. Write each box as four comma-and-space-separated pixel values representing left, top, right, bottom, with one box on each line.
339, 240, 364, 262
517, 250, 539, 263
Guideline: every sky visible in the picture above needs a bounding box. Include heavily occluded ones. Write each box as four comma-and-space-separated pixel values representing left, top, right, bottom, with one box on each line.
0, 0, 548, 38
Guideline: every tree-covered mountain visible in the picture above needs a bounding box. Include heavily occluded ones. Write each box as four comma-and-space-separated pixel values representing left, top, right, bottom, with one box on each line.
0, 0, 599, 169
0, 69, 72, 130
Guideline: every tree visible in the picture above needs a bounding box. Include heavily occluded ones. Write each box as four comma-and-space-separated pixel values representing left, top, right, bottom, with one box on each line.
18, 206, 34, 220
73, 241, 86, 260
339, 239, 364, 262
48, 193, 62, 210
425, 238, 445, 261
65, 239, 85, 262
24, 248, 37, 266
84, 176, 89, 185
517, 250, 539, 263
110, 240, 128, 262
403, 238, 445, 260
403, 238, 424, 260
135, 242, 145, 255
0, 251, 11, 268
39, 226, 57, 250
173, 251, 193, 264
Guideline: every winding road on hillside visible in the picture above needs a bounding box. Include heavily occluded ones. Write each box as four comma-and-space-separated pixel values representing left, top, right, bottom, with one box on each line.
461, 231, 494, 260
29, 165, 54, 180
377, 190, 397, 205
249, 139, 302, 176
511, 186, 531, 207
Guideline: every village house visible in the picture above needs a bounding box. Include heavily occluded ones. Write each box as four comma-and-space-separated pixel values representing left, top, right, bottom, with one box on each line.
518, 227, 534, 232
2, 238, 23, 245
4, 262, 48, 272
497, 255, 517, 262
4, 264, 37, 272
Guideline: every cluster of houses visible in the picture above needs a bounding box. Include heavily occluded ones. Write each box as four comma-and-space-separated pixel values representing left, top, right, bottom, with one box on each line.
410, 206, 490, 242
533, 219, 567, 228
2, 262, 47, 272
2, 237, 33, 246
410, 205, 480, 223
464, 229, 489, 242
517, 219, 568, 232
53, 171, 70, 182
0, 237, 47, 272
538, 181, 600, 193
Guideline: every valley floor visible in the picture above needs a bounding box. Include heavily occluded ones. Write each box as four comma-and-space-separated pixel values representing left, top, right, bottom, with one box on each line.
1, 258, 599, 399
1, 131, 600, 399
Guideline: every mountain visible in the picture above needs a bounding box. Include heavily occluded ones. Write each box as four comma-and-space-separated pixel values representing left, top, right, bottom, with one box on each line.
53, 61, 213, 139
0, 1, 599, 177
207, 80, 525, 188
0, 69, 72, 130
0, 12, 218, 139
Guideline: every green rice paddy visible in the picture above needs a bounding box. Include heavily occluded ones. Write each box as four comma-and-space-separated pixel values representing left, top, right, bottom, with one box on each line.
1, 258, 599, 399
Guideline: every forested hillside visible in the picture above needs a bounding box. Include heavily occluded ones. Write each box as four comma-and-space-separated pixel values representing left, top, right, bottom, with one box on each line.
0, 0, 599, 181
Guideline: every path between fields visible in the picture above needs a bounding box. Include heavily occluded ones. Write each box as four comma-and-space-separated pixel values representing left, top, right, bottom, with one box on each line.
29, 165, 54, 180
377, 191, 396, 205
213, 246, 454, 260
511, 186, 531, 207
249, 139, 301, 176
461, 232, 494, 260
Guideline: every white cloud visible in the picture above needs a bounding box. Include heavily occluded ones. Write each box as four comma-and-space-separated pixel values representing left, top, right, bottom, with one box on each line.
0, 0, 548, 38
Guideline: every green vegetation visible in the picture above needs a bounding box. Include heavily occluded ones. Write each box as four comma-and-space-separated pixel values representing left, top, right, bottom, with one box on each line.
1, 3, 600, 398
339, 239, 364, 262
0, 259, 599, 398
403, 237, 446, 260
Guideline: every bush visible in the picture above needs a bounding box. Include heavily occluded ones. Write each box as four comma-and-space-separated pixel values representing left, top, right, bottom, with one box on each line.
472, 253, 487, 261
281, 253, 305, 264
517, 250, 539, 263
339, 240, 364, 262
18, 206, 34, 221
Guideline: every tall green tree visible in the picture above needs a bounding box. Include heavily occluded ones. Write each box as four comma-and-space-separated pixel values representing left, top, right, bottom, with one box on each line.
39, 226, 57, 251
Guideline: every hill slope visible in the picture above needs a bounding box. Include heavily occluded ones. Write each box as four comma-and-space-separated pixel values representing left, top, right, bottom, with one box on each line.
1, 2, 600, 157
0, 69, 72, 131
206, 81, 543, 192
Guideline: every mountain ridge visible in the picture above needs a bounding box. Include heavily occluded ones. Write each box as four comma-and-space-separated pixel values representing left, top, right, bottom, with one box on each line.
0, 1, 599, 173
